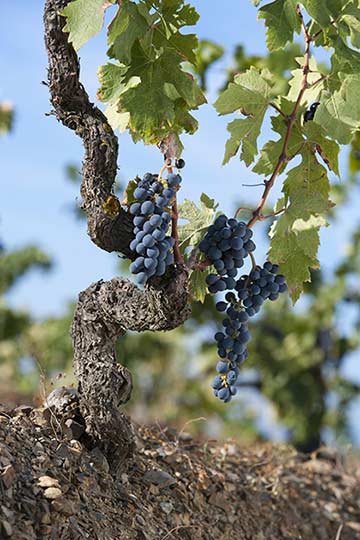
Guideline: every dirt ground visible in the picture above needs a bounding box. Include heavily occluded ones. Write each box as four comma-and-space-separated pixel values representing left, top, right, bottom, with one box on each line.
0, 402, 359, 540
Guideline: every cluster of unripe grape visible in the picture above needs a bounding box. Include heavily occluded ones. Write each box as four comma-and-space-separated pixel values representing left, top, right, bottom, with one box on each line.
199, 215, 287, 403
129, 171, 182, 284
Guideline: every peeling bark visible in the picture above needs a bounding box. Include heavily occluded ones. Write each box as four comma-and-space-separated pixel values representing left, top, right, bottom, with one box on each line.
71, 269, 190, 466
44, 0, 133, 256
43, 0, 192, 468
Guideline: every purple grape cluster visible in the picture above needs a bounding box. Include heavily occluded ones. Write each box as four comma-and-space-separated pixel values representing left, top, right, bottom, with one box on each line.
211, 294, 251, 402
199, 214, 288, 402
235, 261, 288, 317
198, 214, 255, 294
129, 172, 181, 284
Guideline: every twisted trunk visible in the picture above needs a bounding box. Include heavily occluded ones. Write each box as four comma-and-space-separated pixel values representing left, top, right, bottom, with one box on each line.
44, 0, 191, 469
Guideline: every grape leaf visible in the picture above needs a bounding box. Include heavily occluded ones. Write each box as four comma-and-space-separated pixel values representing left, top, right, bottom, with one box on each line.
314, 74, 360, 144
122, 178, 139, 206
301, 0, 333, 27
190, 266, 213, 303
253, 99, 304, 176
304, 123, 340, 176
337, 2, 360, 49
96, 0, 205, 146
269, 150, 331, 302
178, 193, 218, 252
61, 0, 115, 51
97, 63, 128, 102
287, 57, 325, 106
105, 104, 130, 133
215, 68, 271, 165
118, 46, 205, 144
258, 0, 301, 51
107, 1, 151, 63
97, 62, 139, 132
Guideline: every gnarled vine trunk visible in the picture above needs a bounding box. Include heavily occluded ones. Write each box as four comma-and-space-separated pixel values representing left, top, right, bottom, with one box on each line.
44, 0, 191, 469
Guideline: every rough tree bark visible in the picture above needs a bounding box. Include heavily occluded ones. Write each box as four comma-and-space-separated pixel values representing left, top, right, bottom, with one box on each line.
44, 0, 191, 469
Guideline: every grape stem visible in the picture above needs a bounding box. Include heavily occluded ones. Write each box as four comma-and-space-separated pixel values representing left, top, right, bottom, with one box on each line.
269, 102, 286, 118
259, 207, 287, 220
171, 196, 183, 264
234, 206, 253, 218
250, 252, 257, 271
246, 4, 312, 229
166, 162, 184, 265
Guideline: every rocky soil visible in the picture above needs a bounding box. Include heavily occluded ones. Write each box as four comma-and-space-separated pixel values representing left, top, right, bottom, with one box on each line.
0, 399, 359, 540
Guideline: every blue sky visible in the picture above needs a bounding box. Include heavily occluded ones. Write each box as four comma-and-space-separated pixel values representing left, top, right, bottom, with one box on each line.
1, 1, 359, 441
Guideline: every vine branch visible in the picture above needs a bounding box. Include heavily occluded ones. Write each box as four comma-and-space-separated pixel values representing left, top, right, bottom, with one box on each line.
44, 0, 134, 256
246, 4, 312, 229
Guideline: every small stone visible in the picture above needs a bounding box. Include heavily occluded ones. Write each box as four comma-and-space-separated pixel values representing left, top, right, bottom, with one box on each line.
41, 513, 51, 524
1, 520, 12, 537
14, 405, 32, 416
64, 419, 84, 440
1, 465, 15, 489
51, 497, 77, 516
30, 408, 50, 427
89, 447, 109, 474
56, 444, 71, 459
44, 487, 62, 499
160, 502, 173, 514
38, 476, 60, 489
142, 470, 176, 488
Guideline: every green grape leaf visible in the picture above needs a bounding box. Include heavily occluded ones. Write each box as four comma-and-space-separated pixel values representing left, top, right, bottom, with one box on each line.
269, 150, 332, 302
301, 0, 333, 27
215, 68, 271, 165
97, 62, 139, 133
96, 0, 204, 146
330, 37, 360, 81
314, 74, 360, 144
118, 47, 205, 144
61, 0, 115, 51
258, 0, 301, 51
338, 3, 360, 49
123, 178, 139, 206
349, 131, 360, 174
190, 266, 213, 303
269, 218, 323, 303
287, 57, 325, 105
97, 63, 128, 102
105, 104, 130, 133
178, 193, 218, 252
107, 1, 151, 64
253, 99, 304, 175
304, 123, 340, 176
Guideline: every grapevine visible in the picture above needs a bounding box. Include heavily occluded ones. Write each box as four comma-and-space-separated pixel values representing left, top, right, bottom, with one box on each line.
55, 0, 360, 417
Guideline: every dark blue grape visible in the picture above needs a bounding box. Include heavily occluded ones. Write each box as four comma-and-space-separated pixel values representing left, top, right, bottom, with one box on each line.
175, 158, 185, 169
216, 301, 227, 312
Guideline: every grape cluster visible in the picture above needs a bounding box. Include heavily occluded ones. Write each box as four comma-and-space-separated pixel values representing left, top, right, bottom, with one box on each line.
129, 172, 181, 284
211, 295, 251, 402
235, 261, 288, 317
199, 214, 288, 402
199, 214, 255, 294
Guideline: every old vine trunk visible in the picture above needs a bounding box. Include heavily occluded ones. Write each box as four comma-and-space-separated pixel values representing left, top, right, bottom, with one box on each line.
44, 0, 191, 468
